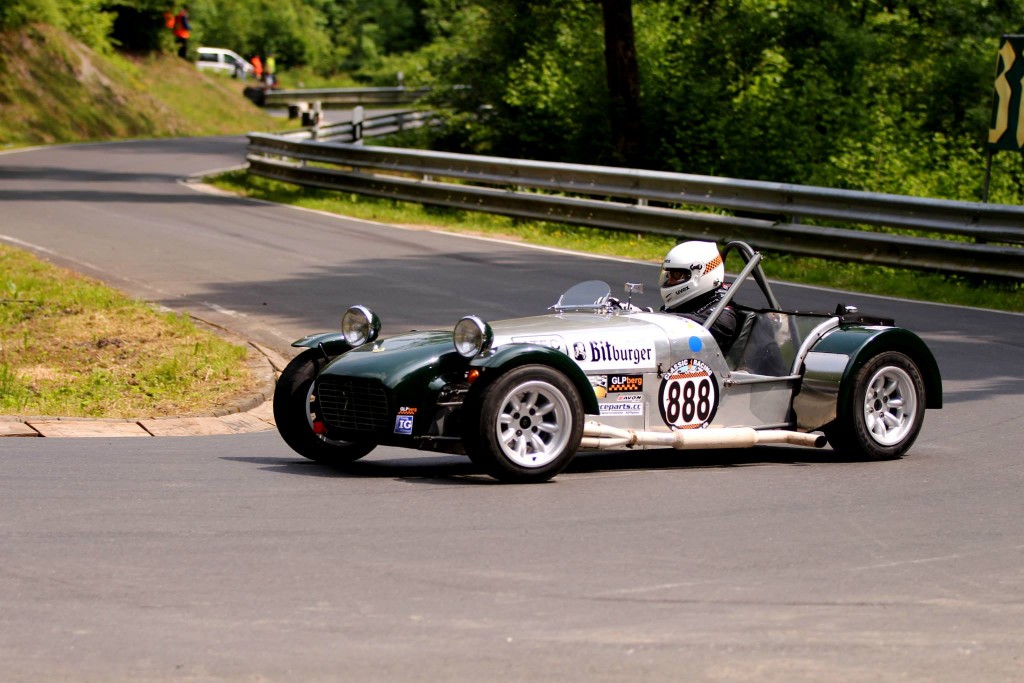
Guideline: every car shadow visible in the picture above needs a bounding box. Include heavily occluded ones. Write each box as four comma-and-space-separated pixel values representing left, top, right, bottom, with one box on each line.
224, 445, 887, 485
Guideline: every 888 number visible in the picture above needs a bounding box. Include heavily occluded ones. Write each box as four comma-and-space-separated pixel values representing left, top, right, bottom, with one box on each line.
660, 368, 718, 428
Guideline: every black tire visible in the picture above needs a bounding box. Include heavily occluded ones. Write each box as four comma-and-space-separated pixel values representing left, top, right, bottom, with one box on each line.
825, 351, 926, 460
465, 365, 584, 483
273, 349, 376, 465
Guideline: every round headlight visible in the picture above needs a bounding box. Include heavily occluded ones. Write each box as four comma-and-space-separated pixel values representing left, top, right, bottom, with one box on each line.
453, 316, 493, 358
341, 305, 381, 347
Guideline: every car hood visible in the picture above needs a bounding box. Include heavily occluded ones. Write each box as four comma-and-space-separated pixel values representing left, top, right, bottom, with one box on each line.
489, 312, 705, 372
319, 311, 708, 382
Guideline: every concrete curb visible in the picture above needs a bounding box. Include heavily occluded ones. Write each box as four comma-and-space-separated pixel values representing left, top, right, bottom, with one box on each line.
0, 340, 290, 439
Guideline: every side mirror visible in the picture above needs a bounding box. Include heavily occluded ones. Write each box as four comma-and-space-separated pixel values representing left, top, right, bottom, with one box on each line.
624, 282, 644, 309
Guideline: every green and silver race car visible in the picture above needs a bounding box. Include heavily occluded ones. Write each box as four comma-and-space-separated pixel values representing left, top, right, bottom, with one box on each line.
273, 242, 942, 483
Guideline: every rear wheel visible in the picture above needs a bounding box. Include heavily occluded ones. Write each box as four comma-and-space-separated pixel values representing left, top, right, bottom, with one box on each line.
273, 349, 376, 465
465, 365, 584, 483
825, 351, 926, 460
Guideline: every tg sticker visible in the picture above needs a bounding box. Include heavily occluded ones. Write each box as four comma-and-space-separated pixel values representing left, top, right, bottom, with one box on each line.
394, 415, 414, 434
394, 407, 416, 435
659, 359, 719, 429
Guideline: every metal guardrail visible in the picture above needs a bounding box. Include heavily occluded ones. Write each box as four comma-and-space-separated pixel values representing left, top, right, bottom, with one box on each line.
245, 133, 1024, 279
276, 110, 437, 144
259, 86, 433, 108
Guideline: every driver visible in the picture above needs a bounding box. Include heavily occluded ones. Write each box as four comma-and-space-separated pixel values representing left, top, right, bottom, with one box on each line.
659, 240, 739, 350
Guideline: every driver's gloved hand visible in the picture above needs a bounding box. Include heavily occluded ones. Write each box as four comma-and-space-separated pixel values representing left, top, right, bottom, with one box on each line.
607, 297, 651, 313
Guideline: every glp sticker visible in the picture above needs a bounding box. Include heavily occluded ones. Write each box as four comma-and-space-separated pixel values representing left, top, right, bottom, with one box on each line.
659, 359, 719, 429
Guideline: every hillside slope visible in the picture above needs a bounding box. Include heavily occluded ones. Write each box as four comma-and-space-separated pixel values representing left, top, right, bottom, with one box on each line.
0, 23, 282, 147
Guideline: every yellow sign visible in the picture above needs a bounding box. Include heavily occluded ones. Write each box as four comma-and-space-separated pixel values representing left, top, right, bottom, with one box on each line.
989, 35, 1024, 151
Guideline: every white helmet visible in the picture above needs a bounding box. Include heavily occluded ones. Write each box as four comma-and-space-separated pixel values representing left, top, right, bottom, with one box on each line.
659, 241, 725, 309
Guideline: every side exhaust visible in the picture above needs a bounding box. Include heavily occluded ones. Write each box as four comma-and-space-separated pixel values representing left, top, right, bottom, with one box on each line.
580, 422, 827, 451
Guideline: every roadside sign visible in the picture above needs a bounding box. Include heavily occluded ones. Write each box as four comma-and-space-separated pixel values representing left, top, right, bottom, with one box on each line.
988, 35, 1024, 151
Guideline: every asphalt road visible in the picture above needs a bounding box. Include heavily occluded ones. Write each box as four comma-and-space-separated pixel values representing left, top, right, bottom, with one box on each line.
1, 138, 1023, 682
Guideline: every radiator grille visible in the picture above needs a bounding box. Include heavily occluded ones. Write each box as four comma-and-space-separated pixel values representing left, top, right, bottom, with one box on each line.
316, 378, 389, 432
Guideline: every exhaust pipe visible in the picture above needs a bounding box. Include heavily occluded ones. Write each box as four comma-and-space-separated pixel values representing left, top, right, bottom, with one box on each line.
580, 422, 826, 451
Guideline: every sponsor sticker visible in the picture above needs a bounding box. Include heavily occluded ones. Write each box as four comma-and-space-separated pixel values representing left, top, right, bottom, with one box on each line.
564, 334, 657, 371
394, 414, 414, 435
599, 403, 643, 416
608, 374, 644, 392
511, 335, 566, 352
659, 359, 719, 429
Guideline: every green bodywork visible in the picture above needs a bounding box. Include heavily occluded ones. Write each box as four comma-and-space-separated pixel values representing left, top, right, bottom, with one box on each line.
293, 329, 599, 442
291, 332, 354, 358
812, 324, 943, 414
469, 342, 600, 415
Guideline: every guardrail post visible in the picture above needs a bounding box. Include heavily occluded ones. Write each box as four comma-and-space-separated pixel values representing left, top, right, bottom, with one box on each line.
311, 101, 322, 140
352, 106, 365, 145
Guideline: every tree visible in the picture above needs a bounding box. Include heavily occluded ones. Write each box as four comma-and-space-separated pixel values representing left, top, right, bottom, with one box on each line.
597, 0, 642, 164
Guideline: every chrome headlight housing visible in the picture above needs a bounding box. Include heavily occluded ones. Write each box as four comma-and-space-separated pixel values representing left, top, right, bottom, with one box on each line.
453, 316, 493, 358
341, 305, 381, 347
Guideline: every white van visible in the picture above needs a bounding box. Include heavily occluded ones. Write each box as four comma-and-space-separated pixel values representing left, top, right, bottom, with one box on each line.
196, 47, 254, 77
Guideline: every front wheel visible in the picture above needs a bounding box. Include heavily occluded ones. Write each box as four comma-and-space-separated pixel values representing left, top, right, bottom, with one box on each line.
273, 349, 376, 466
465, 365, 584, 483
825, 351, 926, 460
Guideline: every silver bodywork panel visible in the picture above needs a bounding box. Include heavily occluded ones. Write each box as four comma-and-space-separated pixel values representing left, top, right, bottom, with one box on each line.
792, 350, 850, 430
484, 309, 840, 448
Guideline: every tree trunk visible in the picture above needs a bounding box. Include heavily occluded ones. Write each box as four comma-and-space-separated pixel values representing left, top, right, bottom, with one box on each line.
599, 0, 642, 165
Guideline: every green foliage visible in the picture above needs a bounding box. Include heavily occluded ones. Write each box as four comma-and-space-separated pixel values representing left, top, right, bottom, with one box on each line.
0, 0, 63, 32
316, 0, 430, 73
180, 0, 430, 76
193, 0, 333, 69
0, 0, 114, 52
377, 0, 1024, 203
385, 1, 615, 161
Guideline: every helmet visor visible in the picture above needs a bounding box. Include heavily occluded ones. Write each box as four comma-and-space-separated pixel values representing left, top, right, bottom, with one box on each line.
660, 267, 692, 287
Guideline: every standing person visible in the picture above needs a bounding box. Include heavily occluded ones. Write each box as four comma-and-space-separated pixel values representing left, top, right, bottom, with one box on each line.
251, 54, 263, 84
264, 53, 276, 87
172, 5, 191, 59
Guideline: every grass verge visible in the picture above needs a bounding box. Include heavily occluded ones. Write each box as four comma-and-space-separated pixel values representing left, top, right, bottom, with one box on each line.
0, 244, 260, 418
209, 171, 1024, 313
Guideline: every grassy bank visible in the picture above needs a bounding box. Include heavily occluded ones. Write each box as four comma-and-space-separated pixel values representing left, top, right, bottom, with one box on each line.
0, 245, 261, 418
210, 171, 1024, 314
0, 23, 287, 147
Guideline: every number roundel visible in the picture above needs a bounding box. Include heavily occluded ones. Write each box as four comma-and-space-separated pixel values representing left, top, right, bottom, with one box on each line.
659, 359, 719, 429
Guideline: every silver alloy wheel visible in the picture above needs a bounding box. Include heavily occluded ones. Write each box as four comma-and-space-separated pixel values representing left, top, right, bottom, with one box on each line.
862, 365, 918, 447
494, 380, 573, 468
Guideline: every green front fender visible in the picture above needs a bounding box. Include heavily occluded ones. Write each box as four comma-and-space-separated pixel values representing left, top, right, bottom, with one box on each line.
291, 332, 353, 358
469, 344, 600, 415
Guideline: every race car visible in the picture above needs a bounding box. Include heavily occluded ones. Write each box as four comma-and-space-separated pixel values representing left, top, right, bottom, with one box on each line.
273, 241, 942, 483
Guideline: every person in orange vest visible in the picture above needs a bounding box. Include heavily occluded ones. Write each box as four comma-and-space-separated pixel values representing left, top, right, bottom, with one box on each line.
172, 6, 191, 59
251, 54, 263, 83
